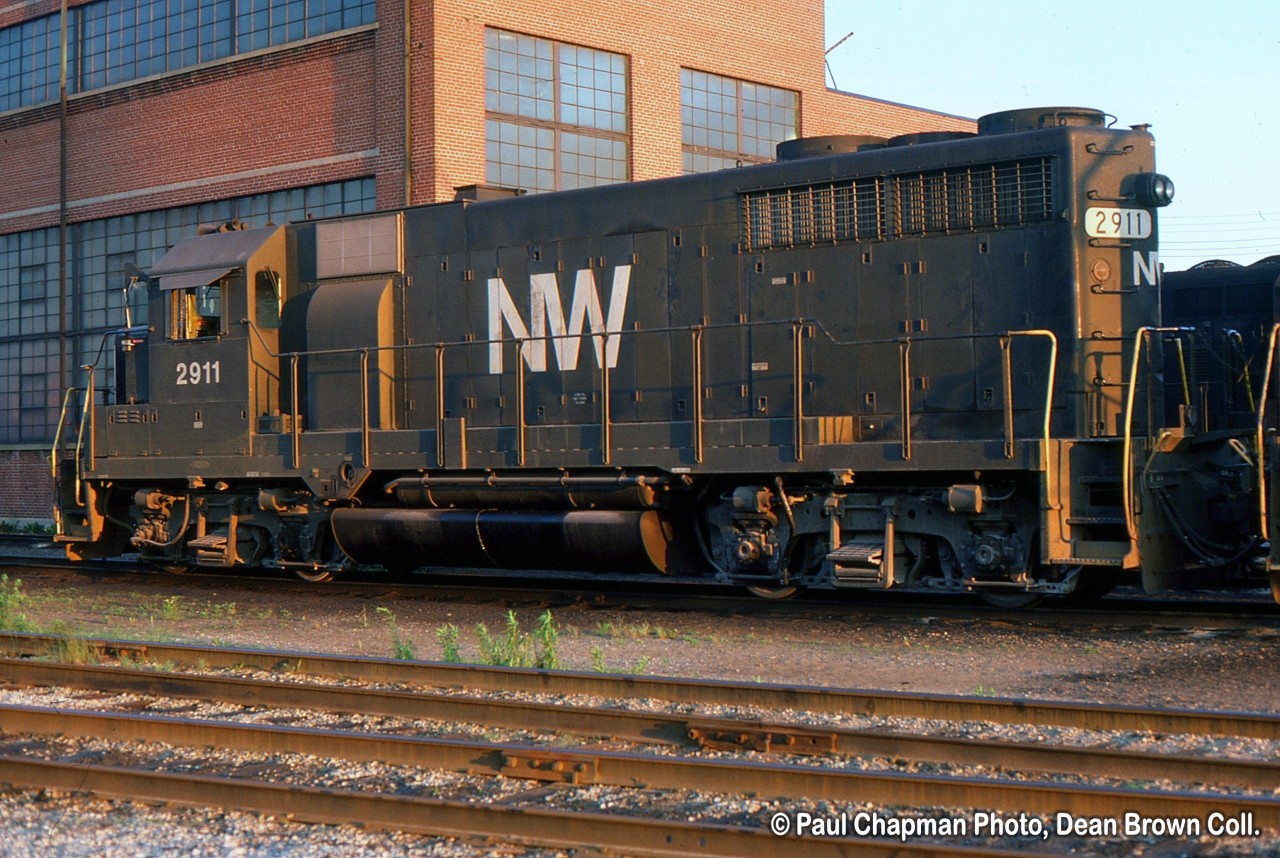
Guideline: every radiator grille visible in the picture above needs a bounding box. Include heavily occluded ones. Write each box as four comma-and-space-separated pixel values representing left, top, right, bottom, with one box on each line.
741, 157, 1055, 251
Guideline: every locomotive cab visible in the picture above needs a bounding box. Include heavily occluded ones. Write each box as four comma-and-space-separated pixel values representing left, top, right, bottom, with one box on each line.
144, 224, 287, 453
52, 224, 290, 564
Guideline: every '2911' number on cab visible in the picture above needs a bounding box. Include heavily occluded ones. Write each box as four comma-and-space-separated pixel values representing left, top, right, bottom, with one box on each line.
176, 360, 221, 385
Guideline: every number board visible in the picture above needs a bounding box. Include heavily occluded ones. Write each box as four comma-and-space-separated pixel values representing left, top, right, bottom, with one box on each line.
1085, 207, 1152, 239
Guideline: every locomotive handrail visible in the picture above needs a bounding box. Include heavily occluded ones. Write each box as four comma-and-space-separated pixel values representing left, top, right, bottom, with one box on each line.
692, 327, 704, 463
793, 322, 805, 463
49, 385, 90, 533
434, 344, 445, 468
899, 340, 912, 461
601, 350, 612, 465
1120, 326, 1194, 543
1253, 323, 1280, 543
50, 325, 132, 510
77, 364, 96, 481
49, 387, 80, 480
290, 354, 301, 469
243, 318, 1060, 471
359, 349, 371, 468
516, 343, 526, 466
1229, 330, 1256, 413
248, 315, 1059, 361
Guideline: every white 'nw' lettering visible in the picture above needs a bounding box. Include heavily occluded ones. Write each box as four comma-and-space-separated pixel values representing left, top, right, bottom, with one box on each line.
488, 265, 631, 374
1132, 250, 1160, 287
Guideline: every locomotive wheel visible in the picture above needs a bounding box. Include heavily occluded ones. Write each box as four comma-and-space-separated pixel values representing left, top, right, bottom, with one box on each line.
977, 590, 1043, 609
155, 563, 192, 575
1270, 570, 1280, 605
292, 522, 350, 583
746, 584, 799, 600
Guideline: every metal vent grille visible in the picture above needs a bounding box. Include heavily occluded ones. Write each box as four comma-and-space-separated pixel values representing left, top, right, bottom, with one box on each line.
740, 157, 1055, 251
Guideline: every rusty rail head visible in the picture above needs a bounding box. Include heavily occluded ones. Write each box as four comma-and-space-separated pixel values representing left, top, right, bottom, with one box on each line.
3, 755, 1008, 858
0, 657, 1273, 791
3, 702, 1278, 829
2, 632, 1280, 741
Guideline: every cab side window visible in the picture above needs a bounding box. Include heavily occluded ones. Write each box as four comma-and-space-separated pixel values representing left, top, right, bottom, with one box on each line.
170, 282, 223, 340
255, 269, 282, 330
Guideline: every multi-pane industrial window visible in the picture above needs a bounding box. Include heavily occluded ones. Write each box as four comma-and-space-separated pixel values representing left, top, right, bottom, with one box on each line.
0, 16, 61, 110
484, 28, 629, 193
0, 0, 375, 112
680, 69, 798, 174
0, 176, 375, 443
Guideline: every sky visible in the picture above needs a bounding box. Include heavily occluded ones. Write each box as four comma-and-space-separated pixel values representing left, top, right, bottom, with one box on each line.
822, 1, 1279, 270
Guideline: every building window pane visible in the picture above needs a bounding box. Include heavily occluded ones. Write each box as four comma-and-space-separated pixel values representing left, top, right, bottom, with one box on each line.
0, 176, 376, 443
1, 0, 375, 110
681, 68, 797, 174
485, 27, 629, 194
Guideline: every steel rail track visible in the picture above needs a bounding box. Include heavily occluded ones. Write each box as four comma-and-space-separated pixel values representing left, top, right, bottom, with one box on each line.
3, 702, 1278, 829
4, 552, 1277, 623
3, 631, 1278, 738
0, 756, 1048, 858
1, 657, 1276, 790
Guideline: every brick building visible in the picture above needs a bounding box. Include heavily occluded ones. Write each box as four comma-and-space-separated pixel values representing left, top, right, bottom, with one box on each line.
0, 0, 970, 520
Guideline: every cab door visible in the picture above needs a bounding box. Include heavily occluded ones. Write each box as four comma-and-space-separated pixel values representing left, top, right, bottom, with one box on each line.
152, 271, 251, 459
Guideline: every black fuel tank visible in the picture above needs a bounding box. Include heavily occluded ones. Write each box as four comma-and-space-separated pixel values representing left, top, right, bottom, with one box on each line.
331, 508, 674, 573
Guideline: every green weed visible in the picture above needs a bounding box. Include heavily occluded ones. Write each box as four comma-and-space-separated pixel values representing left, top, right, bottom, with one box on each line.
197, 601, 237, 620
157, 596, 183, 621
593, 620, 681, 640
436, 623, 462, 663
0, 574, 34, 632
589, 645, 650, 675
376, 607, 415, 660
52, 636, 99, 664
475, 610, 561, 669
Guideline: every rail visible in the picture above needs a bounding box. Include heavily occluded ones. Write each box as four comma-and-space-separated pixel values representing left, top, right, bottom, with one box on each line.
18, 631, 1276, 739
2, 656, 1276, 789
243, 317, 1061, 476
5, 638, 1280, 849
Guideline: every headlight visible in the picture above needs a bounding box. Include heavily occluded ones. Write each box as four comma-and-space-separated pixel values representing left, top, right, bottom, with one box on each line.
1134, 173, 1175, 207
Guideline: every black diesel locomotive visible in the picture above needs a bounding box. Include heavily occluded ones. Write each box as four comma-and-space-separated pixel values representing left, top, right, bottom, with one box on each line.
52, 106, 1271, 604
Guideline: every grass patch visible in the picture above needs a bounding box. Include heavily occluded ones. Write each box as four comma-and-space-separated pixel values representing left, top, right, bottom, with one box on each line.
0, 574, 34, 632
376, 607, 416, 660
589, 646, 650, 675
435, 610, 562, 669
52, 636, 100, 664
594, 620, 683, 640
436, 623, 461, 663
475, 610, 561, 669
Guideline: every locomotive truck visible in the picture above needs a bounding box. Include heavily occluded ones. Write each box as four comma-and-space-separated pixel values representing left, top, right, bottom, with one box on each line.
51, 106, 1271, 605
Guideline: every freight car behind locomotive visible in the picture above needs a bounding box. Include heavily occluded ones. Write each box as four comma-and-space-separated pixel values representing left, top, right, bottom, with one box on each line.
51, 106, 1271, 604
1161, 255, 1280, 598
1160, 256, 1280, 429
